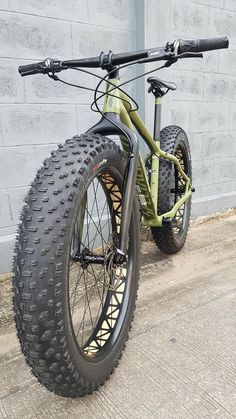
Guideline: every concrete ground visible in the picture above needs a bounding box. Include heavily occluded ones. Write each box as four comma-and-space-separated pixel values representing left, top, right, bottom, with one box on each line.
0, 214, 236, 418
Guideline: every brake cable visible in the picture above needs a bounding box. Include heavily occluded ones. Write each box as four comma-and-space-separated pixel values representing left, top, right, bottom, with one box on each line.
47, 57, 176, 180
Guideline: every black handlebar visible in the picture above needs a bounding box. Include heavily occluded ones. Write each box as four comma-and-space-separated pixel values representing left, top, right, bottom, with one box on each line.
178, 36, 229, 54
18, 36, 229, 77
62, 50, 149, 69
18, 51, 150, 76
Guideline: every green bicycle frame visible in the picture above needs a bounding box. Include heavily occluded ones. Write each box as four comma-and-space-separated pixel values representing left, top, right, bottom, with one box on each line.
102, 78, 192, 228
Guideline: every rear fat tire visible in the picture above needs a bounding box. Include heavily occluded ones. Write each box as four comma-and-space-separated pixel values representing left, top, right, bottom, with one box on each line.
13, 133, 140, 397
151, 125, 192, 254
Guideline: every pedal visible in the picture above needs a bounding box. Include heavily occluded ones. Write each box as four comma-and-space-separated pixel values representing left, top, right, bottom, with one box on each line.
170, 187, 185, 194
171, 187, 195, 194
162, 217, 172, 224
162, 217, 179, 226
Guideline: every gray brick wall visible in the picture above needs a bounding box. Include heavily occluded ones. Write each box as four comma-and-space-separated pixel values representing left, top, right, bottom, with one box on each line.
0, 0, 235, 273
170, 0, 236, 217
0, 0, 135, 272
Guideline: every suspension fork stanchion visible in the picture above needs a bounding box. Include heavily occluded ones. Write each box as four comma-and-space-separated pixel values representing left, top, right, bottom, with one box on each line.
79, 192, 87, 247
118, 130, 139, 258
71, 192, 87, 261
151, 97, 162, 215
87, 112, 139, 260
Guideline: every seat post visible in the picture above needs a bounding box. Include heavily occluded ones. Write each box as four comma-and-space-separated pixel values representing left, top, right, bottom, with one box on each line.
147, 76, 176, 141
153, 96, 162, 141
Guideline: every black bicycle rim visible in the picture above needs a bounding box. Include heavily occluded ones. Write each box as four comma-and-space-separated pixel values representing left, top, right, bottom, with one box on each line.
67, 167, 133, 362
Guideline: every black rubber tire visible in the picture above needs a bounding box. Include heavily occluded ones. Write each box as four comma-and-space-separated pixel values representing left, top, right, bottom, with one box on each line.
13, 133, 140, 398
151, 125, 192, 254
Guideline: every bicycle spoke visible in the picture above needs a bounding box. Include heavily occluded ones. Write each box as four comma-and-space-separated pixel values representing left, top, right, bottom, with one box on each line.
68, 170, 127, 357
76, 271, 98, 342
84, 206, 108, 247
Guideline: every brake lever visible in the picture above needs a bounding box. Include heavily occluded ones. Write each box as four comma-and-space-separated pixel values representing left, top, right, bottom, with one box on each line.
176, 52, 203, 59
164, 51, 203, 69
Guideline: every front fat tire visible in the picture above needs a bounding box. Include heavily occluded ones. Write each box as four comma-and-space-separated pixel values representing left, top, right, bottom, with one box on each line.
13, 133, 140, 398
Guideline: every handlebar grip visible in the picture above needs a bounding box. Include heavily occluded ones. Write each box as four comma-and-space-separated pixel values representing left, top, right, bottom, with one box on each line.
18, 61, 45, 76
178, 36, 229, 54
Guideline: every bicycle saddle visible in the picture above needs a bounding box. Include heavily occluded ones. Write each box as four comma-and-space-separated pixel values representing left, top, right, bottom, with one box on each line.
147, 76, 177, 96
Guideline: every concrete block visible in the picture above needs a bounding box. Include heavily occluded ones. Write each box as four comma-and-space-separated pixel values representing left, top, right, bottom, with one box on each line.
229, 105, 236, 129
172, 70, 203, 101
0, 234, 15, 273
72, 24, 134, 59
175, 51, 219, 74
210, 8, 236, 46
25, 71, 94, 104
192, 160, 214, 187
188, 132, 203, 161
219, 49, 236, 75
0, 104, 77, 146
10, 0, 88, 22
144, 0, 172, 47
190, 102, 229, 132
214, 158, 236, 182
0, 190, 11, 228
201, 131, 236, 159
173, 0, 209, 38
76, 104, 100, 134
160, 94, 172, 130
224, 0, 236, 11
0, 1, 10, 9
0, 59, 24, 103
191, 0, 223, 6
171, 101, 190, 130
0, 11, 72, 59
204, 73, 236, 102
88, 0, 134, 30
8, 187, 29, 225
1, 144, 55, 190
0, 113, 3, 146
0, 146, 40, 188
197, 180, 236, 199
192, 191, 236, 217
